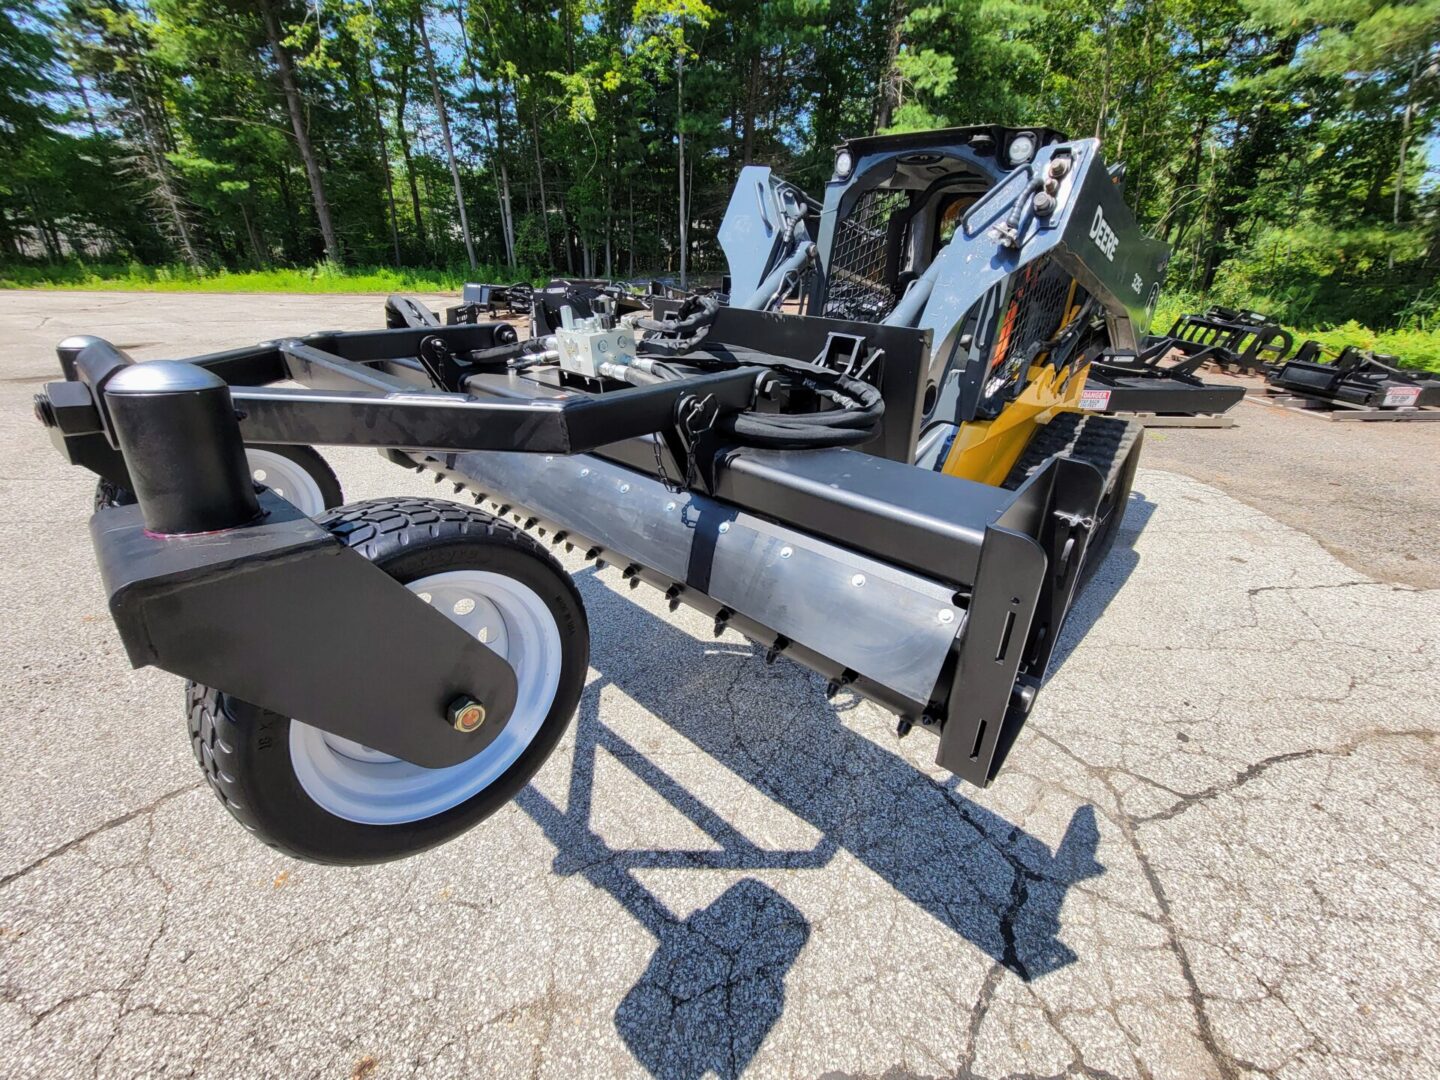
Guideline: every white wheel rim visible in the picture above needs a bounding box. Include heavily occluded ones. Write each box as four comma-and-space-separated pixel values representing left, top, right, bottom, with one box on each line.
288, 569, 563, 825
247, 448, 326, 517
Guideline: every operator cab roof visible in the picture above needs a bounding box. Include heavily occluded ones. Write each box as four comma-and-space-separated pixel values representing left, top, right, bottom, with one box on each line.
837, 124, 1067, 160
834, 125, 1069, 190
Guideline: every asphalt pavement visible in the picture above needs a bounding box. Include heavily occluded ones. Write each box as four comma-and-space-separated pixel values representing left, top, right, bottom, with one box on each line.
1, 292, 1437, 1079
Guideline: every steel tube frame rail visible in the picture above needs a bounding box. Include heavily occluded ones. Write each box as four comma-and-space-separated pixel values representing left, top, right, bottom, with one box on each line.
43, 332, 761, 481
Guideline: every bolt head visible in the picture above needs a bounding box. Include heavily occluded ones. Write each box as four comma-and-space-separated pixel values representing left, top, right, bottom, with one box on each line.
938, 608, 955, 625
449, 696, 487, 733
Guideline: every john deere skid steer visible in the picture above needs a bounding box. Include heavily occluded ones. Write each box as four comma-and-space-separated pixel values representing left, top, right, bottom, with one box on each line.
35, 125, 1168, 863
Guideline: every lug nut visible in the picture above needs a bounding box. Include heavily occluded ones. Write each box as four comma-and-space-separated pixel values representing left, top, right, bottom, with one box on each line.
448, 696, 487, 733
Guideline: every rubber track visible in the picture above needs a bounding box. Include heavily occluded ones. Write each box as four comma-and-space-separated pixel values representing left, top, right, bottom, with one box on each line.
1002, 412, 1141, 492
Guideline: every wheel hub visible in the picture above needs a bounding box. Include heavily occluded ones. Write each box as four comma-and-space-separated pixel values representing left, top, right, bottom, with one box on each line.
288, 569, 563, 825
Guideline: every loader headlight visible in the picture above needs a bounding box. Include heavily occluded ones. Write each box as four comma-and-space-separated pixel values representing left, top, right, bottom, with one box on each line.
834, 149, 854, 179
1007, 132, 1037, 166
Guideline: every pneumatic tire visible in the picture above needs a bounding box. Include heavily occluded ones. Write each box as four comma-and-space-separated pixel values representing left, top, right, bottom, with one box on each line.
95, 444, 343, 517
187, 497, 589, 864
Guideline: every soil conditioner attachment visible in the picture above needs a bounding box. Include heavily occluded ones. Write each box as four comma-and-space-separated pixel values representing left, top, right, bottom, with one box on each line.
36, 126, 1163, 863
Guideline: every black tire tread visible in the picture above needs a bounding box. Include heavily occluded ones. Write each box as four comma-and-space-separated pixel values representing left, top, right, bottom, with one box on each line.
320, 496, 548, 564
187, 683, 267, 841
94, 477, 136, 512
185, 495, 585, 863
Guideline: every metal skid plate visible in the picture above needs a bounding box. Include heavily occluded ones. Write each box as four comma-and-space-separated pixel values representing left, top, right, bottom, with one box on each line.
92, 490, 518, 768
445, 449, 964, 705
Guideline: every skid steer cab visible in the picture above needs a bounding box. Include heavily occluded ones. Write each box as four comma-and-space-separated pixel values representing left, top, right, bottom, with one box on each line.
34, 124, 1164, 864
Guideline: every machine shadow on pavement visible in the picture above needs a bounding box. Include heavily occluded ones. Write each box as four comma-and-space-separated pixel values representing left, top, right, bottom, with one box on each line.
514, 570, 1108, 1080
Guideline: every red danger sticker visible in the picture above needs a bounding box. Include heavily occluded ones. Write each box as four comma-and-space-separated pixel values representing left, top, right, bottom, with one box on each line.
1383, 386, 1421, 408
1079, 388, 1112, 411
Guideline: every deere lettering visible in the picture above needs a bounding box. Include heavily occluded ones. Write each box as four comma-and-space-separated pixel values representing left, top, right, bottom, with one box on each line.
1090, 206, 1118, 261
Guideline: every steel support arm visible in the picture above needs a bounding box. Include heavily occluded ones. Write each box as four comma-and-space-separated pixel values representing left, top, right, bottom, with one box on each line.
39, 337, 765, 460
94, 490, 519, 768
228, 366, 761, 454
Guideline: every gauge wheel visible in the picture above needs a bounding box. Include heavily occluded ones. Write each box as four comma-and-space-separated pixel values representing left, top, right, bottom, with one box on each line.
94, 444, 343, 517
186, 497, 588, 864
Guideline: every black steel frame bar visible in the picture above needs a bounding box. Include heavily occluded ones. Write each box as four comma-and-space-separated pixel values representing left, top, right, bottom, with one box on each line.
50, 336, 765, 459
226, 364, 756, 455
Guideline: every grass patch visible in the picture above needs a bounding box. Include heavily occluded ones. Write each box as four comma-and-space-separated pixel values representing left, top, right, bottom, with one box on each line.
7, 261, 1438, 374
0, 261, 541, 294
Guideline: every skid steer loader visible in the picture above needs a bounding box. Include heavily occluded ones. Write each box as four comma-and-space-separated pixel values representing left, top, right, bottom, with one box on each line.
34, 125, 1167, 863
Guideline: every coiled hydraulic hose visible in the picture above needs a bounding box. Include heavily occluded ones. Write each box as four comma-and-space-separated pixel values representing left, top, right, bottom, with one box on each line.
629, 301, 885, 449
719, 369, 884, 448
631, 294, 724, 354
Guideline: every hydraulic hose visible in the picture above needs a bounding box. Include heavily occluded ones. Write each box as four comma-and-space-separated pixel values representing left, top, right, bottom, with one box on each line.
632, 295, 723, 354
719, 369, 884, 448
632, 294, 721, 336
630, 285, 884, 449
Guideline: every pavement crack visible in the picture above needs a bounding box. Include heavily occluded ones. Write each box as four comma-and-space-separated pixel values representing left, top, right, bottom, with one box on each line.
1136, 729, 1439, 825
957, 962, 1003, 1079
0, 781, 201, 890
1244, 580, 1382, 597
997, 834, 1032, 981
1032, 731, 1239, 1079
1134, 749, 1325, 825
1125, 819, 1240, 1080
